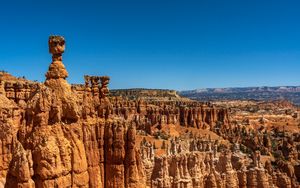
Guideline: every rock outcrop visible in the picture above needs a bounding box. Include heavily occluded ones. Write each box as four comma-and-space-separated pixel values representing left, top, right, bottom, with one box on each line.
0, 36, 145, 188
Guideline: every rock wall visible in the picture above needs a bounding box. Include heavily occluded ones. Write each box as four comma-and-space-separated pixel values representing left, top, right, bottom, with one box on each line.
107, 97, 230, 132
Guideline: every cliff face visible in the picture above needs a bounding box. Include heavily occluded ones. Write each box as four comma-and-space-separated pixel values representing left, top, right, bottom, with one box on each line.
106, 98, 230, 133
0, 36, 298, 188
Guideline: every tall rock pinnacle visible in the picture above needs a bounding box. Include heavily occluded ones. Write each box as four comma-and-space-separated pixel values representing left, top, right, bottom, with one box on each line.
45, 35, 68, 80
45, 35, 71, 94
43, 35, 79, 121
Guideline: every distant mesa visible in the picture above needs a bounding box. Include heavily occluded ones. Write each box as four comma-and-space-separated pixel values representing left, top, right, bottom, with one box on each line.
180, 86, 300, 106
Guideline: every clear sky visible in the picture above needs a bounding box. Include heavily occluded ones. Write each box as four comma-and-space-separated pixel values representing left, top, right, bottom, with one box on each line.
0, 0, 299, 90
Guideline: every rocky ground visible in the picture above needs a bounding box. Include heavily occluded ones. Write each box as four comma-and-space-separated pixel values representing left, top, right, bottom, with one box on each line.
0, 36, 299, 188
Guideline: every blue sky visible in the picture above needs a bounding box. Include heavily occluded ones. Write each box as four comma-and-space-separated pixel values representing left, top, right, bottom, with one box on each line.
0, 0, 299, 90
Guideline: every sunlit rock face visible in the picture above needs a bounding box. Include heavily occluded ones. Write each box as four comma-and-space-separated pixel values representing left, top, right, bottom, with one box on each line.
0, 36, 145, 188
0, 36, 299, 188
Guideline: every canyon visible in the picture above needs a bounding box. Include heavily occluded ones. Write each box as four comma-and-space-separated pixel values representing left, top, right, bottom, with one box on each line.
0, 36, 299, 188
